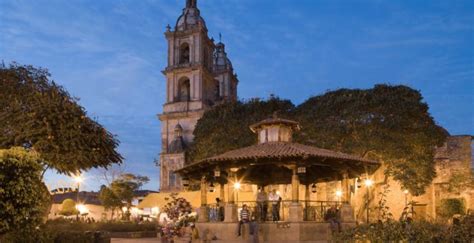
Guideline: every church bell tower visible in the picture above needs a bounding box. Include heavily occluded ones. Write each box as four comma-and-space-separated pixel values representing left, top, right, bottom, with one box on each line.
158, 0, 238, 191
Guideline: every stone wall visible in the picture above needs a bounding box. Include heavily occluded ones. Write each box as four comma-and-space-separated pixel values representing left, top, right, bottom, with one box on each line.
343, 135, 473, 222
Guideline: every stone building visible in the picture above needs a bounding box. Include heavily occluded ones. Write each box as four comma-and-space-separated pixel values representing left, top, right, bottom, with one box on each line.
158, 0, 238, 192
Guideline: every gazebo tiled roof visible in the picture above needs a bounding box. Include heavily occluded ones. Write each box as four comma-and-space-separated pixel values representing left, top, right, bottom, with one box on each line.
203, 142, 376, 164
176, 116, 380, 184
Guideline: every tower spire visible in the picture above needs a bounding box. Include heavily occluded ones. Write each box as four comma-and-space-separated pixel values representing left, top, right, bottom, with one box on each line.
186, 0, 197, 8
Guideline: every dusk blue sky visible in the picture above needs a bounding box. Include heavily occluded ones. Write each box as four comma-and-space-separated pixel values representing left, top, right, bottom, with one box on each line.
1, 0, 473, 191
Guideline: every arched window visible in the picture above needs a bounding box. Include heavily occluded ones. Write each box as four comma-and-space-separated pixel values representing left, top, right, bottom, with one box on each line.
178, 78, 190, 102
179, 43, 190, 64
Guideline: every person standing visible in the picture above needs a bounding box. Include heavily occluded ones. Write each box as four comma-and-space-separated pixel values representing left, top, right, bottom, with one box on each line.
216, 198, 224, 221
269, 189, 280, 222
324, 205, 341, 233
256, 187, 267, 221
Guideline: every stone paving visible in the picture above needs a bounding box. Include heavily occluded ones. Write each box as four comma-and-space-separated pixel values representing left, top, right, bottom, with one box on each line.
111, 238, 159, 243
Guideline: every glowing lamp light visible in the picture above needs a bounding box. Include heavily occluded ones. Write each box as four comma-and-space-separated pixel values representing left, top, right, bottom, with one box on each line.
75, 204, 88, 215
276, 190, 281, 196
151, 207, 160, 215
311, 184, 317, 193
403, 189, 409, 194
233, 182, 241, 190
297, 166, 306, 174
122, 207, 128, 212
214, 168, 221, 177
73, 174, 83, 183
364, 179, 374, 187
335, 190, 342, 197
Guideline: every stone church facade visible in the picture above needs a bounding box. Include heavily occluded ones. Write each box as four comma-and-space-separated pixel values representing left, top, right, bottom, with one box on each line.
158, 0, 238, 192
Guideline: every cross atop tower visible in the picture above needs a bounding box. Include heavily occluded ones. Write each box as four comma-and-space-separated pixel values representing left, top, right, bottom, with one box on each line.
186, 0, 197, 8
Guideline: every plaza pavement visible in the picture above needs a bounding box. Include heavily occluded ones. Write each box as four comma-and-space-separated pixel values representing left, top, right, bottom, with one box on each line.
111, 238, 159, 243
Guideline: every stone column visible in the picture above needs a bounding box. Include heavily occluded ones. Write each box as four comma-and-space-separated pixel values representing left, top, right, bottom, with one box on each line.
198, 176, 208, 222
342, 171, 350, 203
289, 166, 303, 222
291, 168, 299, 202
220, 183, 225, 202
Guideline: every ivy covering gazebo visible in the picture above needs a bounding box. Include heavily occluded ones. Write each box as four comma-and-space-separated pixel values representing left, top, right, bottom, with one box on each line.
177, 115, 379, 225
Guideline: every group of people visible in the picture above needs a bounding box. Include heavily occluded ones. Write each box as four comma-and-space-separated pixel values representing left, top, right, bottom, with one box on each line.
256, 187, 282, 222
209, 198, 225, 222
236, 187, 282, 237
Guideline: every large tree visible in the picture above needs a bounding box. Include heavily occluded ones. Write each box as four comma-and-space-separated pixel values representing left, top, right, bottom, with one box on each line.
189, 85, 447, 195
0, 63, 122, 174
295, 85, 447, 195
0, 147, 51, 236
187, 96, 295, 163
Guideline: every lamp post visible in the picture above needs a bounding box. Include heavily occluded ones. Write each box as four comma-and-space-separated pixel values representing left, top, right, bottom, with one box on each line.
73, 174, 83, 203
364, 179, 373, 224
403, 189, 409, 208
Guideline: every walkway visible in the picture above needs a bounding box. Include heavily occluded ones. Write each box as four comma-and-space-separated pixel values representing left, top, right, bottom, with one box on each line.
111, 238, 158, 243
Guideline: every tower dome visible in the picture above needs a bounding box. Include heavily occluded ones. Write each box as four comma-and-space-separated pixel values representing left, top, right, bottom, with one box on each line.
214, 42, 233, 71
175, 0, 207, 31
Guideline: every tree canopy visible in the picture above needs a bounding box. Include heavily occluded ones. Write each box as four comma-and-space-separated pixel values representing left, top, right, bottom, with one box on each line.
188, 96, 295, 163
0, 63, 122, 174
189, 85, 447, 195
0, 147, 51, 235
99, 173, 149, 220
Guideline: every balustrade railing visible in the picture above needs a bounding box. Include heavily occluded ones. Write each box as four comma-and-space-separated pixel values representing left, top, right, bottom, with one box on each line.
201, 200, 344, 222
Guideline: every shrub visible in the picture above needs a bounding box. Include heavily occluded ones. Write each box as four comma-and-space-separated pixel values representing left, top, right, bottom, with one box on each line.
437, 198, 466, 219
334, 219, 472, 242
0, 147, 51, 235
59, 199, 79, 216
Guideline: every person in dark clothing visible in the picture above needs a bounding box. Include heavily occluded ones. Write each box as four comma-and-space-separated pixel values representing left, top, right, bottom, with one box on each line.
216, 198, 225, 221
324, 205, 341, 233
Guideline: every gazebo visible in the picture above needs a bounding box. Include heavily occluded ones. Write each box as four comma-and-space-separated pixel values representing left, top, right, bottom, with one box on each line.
176, 116, 379, 241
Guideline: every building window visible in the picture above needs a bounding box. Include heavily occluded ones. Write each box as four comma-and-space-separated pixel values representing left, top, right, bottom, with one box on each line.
178, 78, 191, 102
169, 171, 176, 188
179, 43, 190, 64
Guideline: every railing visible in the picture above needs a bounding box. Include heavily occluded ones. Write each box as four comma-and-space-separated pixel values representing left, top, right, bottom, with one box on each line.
227, 200, 345, 222
303, 200, 344, 221
206, 203, 224, 222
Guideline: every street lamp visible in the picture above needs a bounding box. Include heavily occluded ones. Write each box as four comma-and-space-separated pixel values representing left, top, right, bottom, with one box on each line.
403, 189, 409, 208
73, 174, 83, 203
364, 179, 373, 224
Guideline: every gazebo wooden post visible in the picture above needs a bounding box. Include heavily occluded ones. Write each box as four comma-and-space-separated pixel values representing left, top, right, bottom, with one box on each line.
224, 170, 238, 222
289, 165, 303, 222
198, 176, 209, 222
